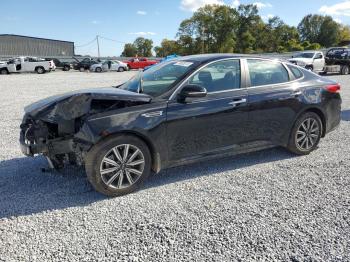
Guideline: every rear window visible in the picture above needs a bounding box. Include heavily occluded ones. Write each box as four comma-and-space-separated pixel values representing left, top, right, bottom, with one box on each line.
287, 64, 303, 79
247, 59, 289, 87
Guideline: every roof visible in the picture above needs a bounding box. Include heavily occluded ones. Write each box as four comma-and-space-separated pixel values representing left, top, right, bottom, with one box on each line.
0, 34, 74, 44
178, 53, 283, 63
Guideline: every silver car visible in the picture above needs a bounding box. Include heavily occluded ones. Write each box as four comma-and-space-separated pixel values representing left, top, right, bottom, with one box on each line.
90, 60, 128, 72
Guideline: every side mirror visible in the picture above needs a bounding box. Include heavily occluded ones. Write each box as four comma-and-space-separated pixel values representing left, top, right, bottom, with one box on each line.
178, 84, 207, 101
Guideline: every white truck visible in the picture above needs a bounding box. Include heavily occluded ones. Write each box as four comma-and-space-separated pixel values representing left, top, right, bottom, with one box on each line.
0, 57, 54, 75
288, 51, 325, 73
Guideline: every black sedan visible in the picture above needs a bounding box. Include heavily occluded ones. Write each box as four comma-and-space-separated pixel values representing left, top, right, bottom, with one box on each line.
20, 54, 341, 197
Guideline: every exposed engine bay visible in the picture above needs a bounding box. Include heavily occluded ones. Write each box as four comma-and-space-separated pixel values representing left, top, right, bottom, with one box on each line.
20, 88, 151, 169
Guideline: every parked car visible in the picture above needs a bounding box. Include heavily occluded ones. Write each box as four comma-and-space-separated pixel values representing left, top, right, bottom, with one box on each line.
74, 57, 100, 71
0, 56, 54, 74
20, 54, 341, 197
123, 57, 158, 70
288, 51, 325, 72
45, 58, 77, 71
90, 60, 128, 72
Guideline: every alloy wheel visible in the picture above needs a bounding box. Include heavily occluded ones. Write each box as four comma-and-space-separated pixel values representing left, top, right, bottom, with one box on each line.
99, 144, 145, 189
295, 118, 320, 151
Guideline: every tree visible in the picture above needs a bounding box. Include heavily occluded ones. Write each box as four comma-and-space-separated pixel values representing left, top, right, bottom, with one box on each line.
121, 43, 137, 57
176, 5, 238, 54
338, 24, 350, 44
235, 4, 261, 53
298, 14, 340, 47
133, 37, 154, 57
154, 39, 180, 57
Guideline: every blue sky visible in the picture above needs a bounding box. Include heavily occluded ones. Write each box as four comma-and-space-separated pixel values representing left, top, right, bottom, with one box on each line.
0, 0, 349, 56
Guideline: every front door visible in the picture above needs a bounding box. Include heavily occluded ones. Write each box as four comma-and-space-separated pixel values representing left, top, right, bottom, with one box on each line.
166, 59, 249, 164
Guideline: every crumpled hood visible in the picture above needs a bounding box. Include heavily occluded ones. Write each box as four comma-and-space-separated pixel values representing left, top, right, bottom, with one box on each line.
24, 87, 152, 121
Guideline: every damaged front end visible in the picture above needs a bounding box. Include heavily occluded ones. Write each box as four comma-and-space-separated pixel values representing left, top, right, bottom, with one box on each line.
19, 88, 151, 169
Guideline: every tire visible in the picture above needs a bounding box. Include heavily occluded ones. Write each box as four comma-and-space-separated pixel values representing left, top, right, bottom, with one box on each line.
95, 67, 102, 73
118, 67, 124, 72
305, 65, 313, 71
36, 67, 45, 74
85, 135, 151, 197
0, 68, 9, 75
287, 112, 322, 155
341, 65, 349, 75
79, 67, 85, 72
63, 65, 70, 71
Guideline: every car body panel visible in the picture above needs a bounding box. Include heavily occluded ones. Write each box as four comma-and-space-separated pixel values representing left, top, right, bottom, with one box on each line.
19, 54, 342, 173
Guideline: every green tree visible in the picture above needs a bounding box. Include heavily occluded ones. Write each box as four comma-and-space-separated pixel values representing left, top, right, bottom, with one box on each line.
133, 37, 154, 57
235, 4, 261, 53
298, 14, 340, 47
176, 5, 238, 54
154, 39, 180, 57
121, 43, 137, 57
338, 24, 350, 44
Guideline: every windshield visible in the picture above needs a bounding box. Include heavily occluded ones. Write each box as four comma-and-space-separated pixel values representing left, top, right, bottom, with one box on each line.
294, 53, 315, 58
119, 60, 198, 97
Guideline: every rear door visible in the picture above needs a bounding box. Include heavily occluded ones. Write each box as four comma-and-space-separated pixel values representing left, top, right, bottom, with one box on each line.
244, 59, 302, 145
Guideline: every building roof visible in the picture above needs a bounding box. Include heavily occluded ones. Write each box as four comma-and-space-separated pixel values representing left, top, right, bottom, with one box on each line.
0, 34, 74, 44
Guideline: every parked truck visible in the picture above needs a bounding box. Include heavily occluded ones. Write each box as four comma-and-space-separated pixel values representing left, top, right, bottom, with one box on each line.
123, 57, 158, 70
322, 47, 350, 75
288, 48, 350, 75
0, 57, 54, 74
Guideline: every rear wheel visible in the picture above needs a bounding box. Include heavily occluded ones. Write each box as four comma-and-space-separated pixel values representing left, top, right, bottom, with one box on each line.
341, 65, 349, 75
36, 67, 45, 74
287, 112, 322, 155
85, 135, 151, 197
118, 67, 124, 72
95, 67, 102, 73
63, 65, 70, 71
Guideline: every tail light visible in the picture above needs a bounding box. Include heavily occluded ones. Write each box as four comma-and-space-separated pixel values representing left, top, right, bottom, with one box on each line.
324, 84, 341, 93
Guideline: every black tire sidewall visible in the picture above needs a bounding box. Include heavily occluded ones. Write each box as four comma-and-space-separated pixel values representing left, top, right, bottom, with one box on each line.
36, 67, 45, 74
288, 112, 322, 155
0, 69, 8, 75
85, 135, 151, 197
96, 67, 102, 72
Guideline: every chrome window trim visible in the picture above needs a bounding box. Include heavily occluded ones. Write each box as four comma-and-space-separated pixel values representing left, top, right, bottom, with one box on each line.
169, 57, 306, 101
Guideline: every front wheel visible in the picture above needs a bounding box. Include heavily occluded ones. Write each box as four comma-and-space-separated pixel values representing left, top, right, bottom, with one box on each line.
287, 112, 322, 155
118, 67, 124, 72
85, 135, 151, 197
0, 68, 9, 75
95, 67, 102, 73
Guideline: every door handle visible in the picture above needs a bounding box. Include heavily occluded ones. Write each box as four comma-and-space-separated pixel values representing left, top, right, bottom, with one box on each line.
228, 98, 247, 107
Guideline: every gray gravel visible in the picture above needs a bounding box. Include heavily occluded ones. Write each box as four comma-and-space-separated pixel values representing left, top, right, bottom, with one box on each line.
0, 71, 349, 261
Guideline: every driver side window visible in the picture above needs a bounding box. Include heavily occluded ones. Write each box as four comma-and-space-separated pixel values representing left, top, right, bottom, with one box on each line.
188, 60, 241, 92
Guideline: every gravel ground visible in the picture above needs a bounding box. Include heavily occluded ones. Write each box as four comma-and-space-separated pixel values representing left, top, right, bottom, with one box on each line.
0, 71, 349, 261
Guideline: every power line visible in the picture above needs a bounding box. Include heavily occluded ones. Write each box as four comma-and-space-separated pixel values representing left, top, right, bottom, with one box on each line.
99, 35, 127, 44
75, 37, 97, 48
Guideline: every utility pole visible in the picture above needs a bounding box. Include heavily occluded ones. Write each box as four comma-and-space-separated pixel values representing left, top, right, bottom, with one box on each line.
96, 35, 100, 58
